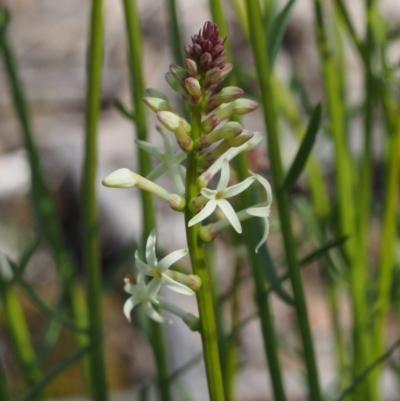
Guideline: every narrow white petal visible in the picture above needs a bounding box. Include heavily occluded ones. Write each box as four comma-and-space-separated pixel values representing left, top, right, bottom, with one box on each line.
158, 248, 188, 272
246, 206, 271, 218
249, 170, 273, 206
143, 302, 172, 324
188, 200, 217, 227
162, 275, 194, 295
217, 159, 230, 191
146, 230, 158, 266
217, 199, 242, 233
123, 278, 133, 294
147, 278, 162, 300
136, 140, 164, 159
200, 188, 217, 200
254, 218, 270, 253
135, 252, 152, 275
123, 296, 139, 322
224, 176, 255, 199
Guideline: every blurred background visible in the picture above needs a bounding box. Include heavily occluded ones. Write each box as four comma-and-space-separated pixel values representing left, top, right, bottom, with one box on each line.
0, 0, 400, 400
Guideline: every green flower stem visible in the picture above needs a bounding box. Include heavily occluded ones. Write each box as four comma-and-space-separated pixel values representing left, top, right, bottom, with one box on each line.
372, 101, 400, 393
121, 1, 172, 400
311, 1, 372, 400
166, 0, 184, 66
0, 267, 43, 400
0, 6, 90, 390
245, 2, 322, 401
82, 0, 108, 399
185, 108, 225, 401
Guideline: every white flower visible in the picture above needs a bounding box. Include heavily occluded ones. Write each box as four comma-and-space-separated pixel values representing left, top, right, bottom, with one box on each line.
135, 229, 194, 296
188, 159, 255, 233
136, 126, 186, 195
123, 272, 171, 324
246, 172, 273, 253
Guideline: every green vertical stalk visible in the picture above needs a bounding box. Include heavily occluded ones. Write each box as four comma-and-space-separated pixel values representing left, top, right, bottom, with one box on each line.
82, 1, 108, 399
208, 2, 288, 399
0, 6, 89, 388
166, 0, 184, 66
245, 1, 322, 400
0, 270, 43, 400
372, 101, 400, 395
311, 2, 372, 400
185, 109, 225, 401
121, 1, 172, 400
0, 360, 10, 401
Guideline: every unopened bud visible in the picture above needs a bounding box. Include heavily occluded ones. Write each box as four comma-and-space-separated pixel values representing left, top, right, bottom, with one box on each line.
189, 195, 209, 213
206, 87, 244, 112
212, 55, 226, 68
143, 97, 175, 113
169, 194, 186, 211
195, 122, 243, 150
144, 88, 168, 100
199, 224, 218, 242
210, 45, 225, 58
165, 72, 184, 93
227, 130, 254, 147
157, 112, 193, 152
204, 67, 221, 88
201, 102, 236, 132
157, 111, 181, 131
170, 64, 187, 84
185, 77, 201, 98
185, 58, 198, 77
220, 63, 233, 81
233, 98, 259, 115
102, 168, 137, 188
200, 52, 212, 70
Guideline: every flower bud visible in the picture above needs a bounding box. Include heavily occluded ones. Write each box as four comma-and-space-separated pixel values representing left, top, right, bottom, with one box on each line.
204, 67, 221, 88
206, 87, 244, 112
184, 44, 192, 57
233, 98, 259, 114
189, 195, 209, 213
195, 122, 243, 150
143, 97, 175, 113
200, 52, 212, 70
201, 102, 236, 132
157, 111, 193, 152
185, 77, 201, 98
169, 193, 186, 211
210, 45, 225, 58
212, 55, 226, 68
185, 58, 198, 77
170, 64, 187, 84
227, 130, 254, 147
157, 110, 181, 131
199, 224, 218, 242
102, 168, 137, 188
220, 63, 233, 81
144, 88, 168, 100
165, 72, 184, 93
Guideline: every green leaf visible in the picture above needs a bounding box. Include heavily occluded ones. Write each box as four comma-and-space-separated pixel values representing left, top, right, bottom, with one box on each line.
281, 102, 322, 191
299, 236, 349, 266
267, 0, 297, 67
114, 98, 135, 121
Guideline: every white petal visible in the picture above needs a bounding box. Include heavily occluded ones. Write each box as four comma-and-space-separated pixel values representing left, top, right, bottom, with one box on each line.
246, 206, 271, 218
188, 200, 217, 227
249, 170, 273, 206
136, 140, 164, 159
147, 278, 162, 300
135, 252, 152, 275
123, 278, 133, 294
162, 275, 194, 295
143, 302, 172, 324
146, 229, 158, 266
224, 176, 255, 198
123, 296, 139, 322
217, 159, 230, 191
158, 248, 188, 272
217, 199, 242, 233
254, 218, 270, 253
102, 168, 137, 188
200, 188, 217, 200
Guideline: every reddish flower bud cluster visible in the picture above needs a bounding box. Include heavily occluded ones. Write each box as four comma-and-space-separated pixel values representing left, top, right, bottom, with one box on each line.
184, 21, 227, 72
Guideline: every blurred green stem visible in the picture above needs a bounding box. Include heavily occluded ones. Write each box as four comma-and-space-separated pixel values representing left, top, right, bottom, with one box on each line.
82, 0, 108, 399
121, 1, 172, 400
166, 0, 184, 66
246, 1, 322, 400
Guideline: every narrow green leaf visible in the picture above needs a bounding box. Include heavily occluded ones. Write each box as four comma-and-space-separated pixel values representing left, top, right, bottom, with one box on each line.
281, 102, 322, 191
114, 98, 135, 121
18, 340, 99, 401
267, 0, 297, 67
7, 258, 88, 333
299, 236, 349, 266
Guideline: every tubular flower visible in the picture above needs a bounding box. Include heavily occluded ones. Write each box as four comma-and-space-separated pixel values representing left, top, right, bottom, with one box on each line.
135, 229, 194, 296
188, 159, 255, 233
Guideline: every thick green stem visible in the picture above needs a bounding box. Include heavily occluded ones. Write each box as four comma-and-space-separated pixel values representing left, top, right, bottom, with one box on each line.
245, 1, 322, 400
185, 108, 225, 401
121, 1, 172, 400
82, 1, 108, 399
